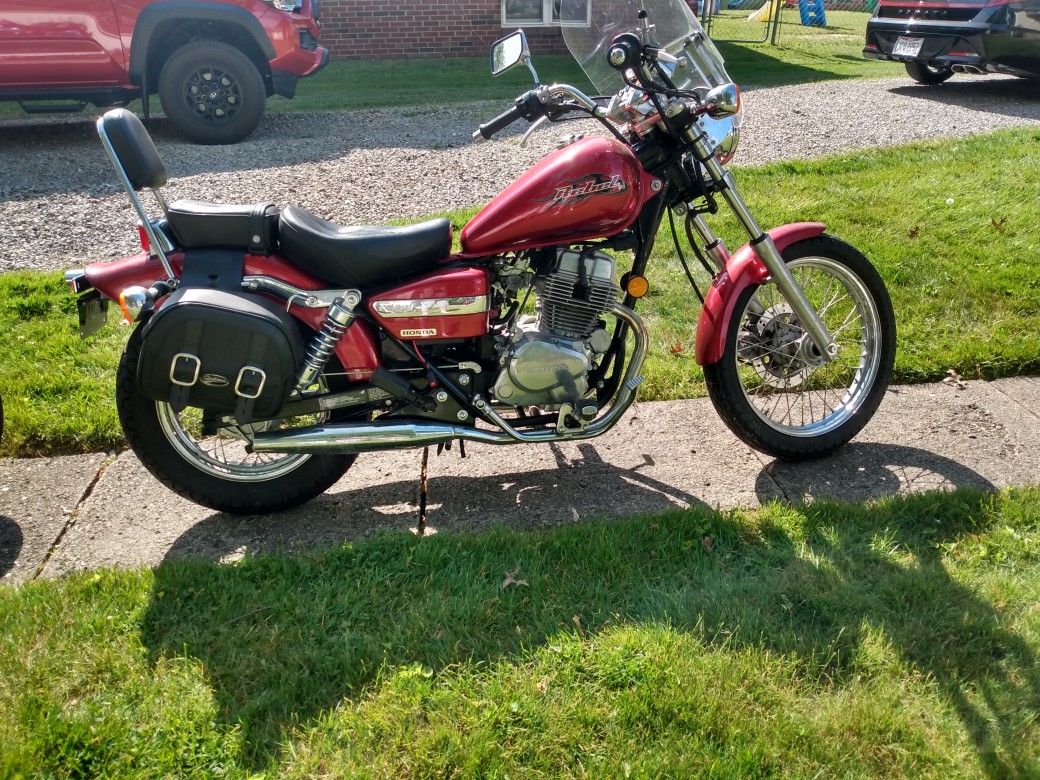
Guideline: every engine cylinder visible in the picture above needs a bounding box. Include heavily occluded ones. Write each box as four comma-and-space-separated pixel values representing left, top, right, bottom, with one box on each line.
537, 249, 618, 340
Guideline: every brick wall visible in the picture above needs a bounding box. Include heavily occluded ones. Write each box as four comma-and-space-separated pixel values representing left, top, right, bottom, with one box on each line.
318, 1, 571, 60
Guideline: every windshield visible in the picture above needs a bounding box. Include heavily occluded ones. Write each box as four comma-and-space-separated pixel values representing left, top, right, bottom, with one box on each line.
560, 0, 731, 97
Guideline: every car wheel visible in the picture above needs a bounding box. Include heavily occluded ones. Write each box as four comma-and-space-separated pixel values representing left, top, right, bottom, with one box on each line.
905, 61, 954, 85
158, 40, 266, 144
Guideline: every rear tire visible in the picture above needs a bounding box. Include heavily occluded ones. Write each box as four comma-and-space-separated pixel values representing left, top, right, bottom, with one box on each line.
117, 329, 354, 514
905, 61, 954, 85
703, 236, 896, 461
158, 40, 266, 144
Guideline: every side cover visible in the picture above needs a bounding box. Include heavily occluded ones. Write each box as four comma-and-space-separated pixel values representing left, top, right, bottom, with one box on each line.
367, 267, 490, 341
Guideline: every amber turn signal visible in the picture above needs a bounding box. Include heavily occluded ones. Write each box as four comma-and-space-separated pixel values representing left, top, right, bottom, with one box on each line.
625, 275, 650, 298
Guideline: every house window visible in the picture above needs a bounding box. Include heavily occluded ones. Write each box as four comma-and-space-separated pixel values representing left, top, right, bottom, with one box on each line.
502, 0, 591, 27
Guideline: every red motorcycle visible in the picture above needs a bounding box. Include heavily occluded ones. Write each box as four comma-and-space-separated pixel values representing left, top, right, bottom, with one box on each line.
66, 0, 895, 514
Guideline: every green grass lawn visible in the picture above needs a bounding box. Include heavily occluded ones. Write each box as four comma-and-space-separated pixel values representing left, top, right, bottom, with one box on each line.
1, 486, 1038, 776
0, 11, 897, 121
2, 128, 1038, 458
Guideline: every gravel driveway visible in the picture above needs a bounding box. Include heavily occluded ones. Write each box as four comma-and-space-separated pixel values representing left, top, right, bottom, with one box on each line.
1, 74, 1037, 273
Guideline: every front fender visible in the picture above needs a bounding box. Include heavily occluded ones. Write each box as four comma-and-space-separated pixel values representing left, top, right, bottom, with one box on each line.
694, 222, 826, 366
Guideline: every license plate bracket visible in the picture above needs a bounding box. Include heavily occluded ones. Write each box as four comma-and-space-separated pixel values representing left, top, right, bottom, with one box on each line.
893, 36, 924, 58
77, 289, 108, 338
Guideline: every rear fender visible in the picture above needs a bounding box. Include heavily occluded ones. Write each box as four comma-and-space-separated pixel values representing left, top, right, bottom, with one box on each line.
694, 222, 827, 366
84, 252, 379, 381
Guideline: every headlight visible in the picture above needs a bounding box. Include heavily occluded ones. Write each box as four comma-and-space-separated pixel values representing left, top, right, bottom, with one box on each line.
265, 0, 303, 11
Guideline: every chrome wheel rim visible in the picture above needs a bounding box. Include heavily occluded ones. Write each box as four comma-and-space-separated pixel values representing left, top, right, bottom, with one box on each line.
156, 403, 319, 482
735, 257, 882, 437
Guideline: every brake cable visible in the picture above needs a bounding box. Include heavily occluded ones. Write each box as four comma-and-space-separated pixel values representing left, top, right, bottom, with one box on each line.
667, 207, 705, 305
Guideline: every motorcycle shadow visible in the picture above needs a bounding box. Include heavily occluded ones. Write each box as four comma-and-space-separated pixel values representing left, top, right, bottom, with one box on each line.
0, 515, 22, 580
142, 442, 1037, 774
159, 442, 709, 563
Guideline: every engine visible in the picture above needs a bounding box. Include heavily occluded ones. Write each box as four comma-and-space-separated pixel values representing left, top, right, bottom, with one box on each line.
492, 249, 619, 408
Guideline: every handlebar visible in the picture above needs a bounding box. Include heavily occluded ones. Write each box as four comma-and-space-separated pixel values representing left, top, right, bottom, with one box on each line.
472, 103, 524, 142
472, 84, 607, 143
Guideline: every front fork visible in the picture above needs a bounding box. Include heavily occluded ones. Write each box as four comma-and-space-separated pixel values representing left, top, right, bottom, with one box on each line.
687, 132, 837, 360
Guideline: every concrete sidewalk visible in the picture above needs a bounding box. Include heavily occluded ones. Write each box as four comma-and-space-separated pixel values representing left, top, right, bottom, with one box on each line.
1, 377, 1038, 584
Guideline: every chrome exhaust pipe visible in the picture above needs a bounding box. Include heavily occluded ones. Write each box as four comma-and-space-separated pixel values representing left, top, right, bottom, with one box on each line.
951, 64, 984, 74
251, 421, 509, 454
252, 303, 649, 455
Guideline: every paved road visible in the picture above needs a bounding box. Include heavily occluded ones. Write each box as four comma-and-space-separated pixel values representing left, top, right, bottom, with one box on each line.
0, 75, 1037, 272
2, 377, 1038, 583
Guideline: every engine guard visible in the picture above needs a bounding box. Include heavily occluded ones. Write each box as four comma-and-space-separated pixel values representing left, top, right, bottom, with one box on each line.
694, 222, 827, 366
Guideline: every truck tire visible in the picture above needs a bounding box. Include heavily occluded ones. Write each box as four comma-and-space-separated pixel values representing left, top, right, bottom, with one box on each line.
158, 40, 266, 144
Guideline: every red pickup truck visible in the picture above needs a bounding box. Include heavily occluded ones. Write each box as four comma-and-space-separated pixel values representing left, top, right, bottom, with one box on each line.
0, 0, 327, 144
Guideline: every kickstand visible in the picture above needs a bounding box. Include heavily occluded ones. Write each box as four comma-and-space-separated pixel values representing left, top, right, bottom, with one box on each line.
411, 446, 435, 536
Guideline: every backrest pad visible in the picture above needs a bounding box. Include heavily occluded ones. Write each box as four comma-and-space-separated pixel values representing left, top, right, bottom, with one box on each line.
98, 108, 168, 191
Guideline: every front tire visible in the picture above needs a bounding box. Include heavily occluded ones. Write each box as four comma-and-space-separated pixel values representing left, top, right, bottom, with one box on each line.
117, 330, 354, 514
158, 40, 266, 144
905, 61, 954, 85
703, 235, 896, 461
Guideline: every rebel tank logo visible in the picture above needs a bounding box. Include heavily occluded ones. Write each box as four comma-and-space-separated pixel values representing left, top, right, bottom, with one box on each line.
540, 174, 627, 210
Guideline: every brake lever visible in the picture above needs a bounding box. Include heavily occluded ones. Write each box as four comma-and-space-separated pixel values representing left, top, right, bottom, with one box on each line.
519, 115, 549, 147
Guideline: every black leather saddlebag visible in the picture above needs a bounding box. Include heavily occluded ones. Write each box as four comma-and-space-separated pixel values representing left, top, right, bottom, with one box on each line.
137, 288, 304, 422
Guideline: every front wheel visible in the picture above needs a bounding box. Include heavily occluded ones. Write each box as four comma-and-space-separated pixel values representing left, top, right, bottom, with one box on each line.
703, 235, 896, 461
117, 330, 355, 514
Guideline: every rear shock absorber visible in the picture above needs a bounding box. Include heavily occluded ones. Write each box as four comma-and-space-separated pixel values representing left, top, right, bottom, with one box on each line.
294, 291, 362, 393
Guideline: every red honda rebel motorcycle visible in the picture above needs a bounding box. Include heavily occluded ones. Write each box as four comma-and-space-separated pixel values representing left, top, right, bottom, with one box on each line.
66, 0, 895, 515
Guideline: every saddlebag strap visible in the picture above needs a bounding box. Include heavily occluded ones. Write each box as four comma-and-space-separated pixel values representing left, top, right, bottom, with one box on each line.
233, 331, 270, 424
248, 203, 276, 255
168, 320, 204, 413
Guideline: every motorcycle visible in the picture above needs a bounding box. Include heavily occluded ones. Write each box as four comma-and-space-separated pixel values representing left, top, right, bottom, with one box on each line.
65, 0, 895, 515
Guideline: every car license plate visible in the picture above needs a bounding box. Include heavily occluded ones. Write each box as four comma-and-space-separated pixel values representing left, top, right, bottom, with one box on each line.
893, 36, 924, 58
77, 289, 108, 338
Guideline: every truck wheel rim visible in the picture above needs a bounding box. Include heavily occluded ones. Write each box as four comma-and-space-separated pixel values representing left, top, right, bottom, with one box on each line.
183, 67, 242, 125
734, 256, 883, 438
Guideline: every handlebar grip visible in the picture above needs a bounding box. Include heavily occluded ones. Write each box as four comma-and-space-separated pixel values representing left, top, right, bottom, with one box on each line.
474, 104, 524, 142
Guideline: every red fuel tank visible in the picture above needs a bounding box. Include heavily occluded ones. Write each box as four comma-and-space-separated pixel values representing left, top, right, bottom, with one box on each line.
459, 135, 659, 257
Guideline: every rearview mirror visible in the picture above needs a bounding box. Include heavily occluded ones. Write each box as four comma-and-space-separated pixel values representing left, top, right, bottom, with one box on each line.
491, 30, 531, 77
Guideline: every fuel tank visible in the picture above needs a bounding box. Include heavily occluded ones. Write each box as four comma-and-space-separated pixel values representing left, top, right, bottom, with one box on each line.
459, 135, 660, 257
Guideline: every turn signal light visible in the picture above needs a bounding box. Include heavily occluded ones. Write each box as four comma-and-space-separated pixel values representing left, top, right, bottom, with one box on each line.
118, 286, 152, 324
626, 275, 650, 298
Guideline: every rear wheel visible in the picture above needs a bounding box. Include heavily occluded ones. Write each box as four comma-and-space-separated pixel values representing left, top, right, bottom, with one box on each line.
703, 236, 896, 461
117, 330, 354, 514
905, 61, 954, 85
158, 40, 266, 144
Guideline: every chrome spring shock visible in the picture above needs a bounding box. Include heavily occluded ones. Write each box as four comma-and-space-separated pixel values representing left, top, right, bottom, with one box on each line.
294, 291, 361, 393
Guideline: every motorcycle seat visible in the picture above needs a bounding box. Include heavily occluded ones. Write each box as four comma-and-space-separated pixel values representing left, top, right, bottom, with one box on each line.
166, 200, 279, 254
278, 205, 451, 288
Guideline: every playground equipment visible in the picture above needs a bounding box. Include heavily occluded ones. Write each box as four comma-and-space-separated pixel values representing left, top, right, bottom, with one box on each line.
798, 0, 827, 27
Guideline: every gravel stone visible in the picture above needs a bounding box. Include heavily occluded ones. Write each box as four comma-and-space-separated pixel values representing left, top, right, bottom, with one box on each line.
0, 75, 1037, 274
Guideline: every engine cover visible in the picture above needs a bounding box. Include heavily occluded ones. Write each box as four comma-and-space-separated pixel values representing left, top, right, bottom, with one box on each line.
492, 329, 589, 407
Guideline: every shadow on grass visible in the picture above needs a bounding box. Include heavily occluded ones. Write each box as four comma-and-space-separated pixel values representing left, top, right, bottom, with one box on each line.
141, 444, 1038, 774
716, 40, 848, 87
